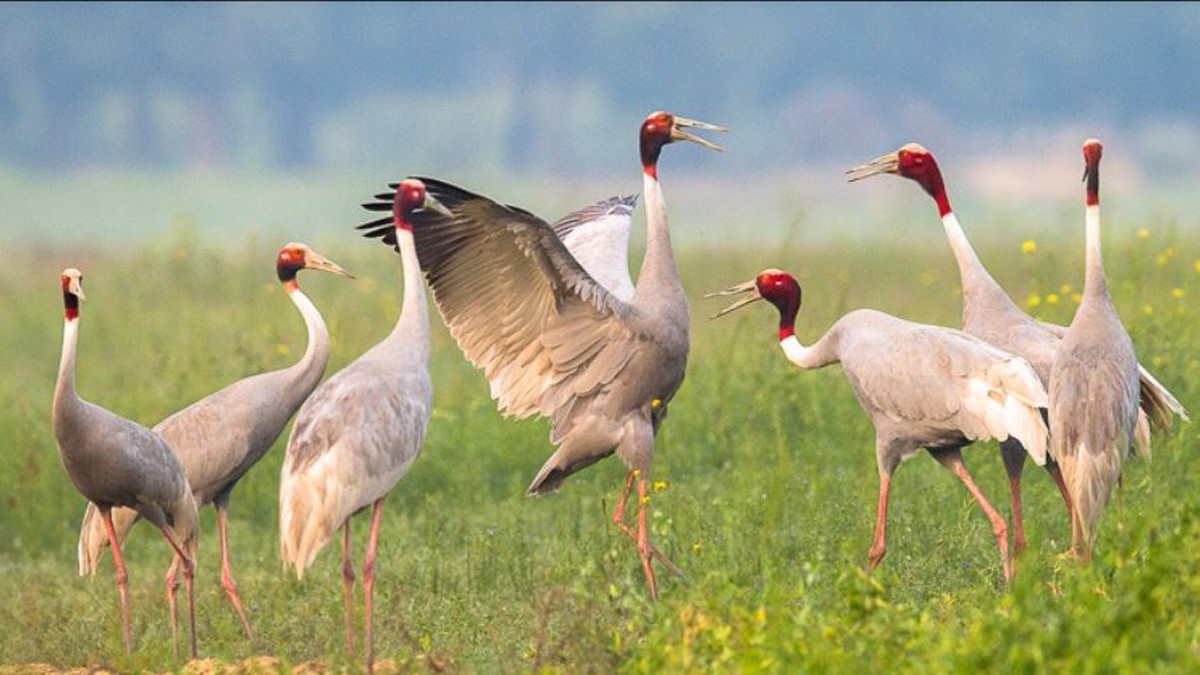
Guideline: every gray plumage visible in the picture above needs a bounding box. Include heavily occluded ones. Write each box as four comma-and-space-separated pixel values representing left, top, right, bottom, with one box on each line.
1049, 141, 1140, 556
52, 268, 199, 655
709, 270, 1049, 581
407, 177, 686, 496
54, 351, 198, 550
279, 228, 431, 577
76, 244, 350, 640
848, 143, 1187, 554
385, 113, 725, 601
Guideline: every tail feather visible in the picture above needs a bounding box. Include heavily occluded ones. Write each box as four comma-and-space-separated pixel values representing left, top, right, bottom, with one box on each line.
1133, 409, 1152, 461
1138, 366, 1189, 432
965, 358, 1050, 465
279, 469, 343, 579
1061, 441, 1124, 549
78, 504, 140, 576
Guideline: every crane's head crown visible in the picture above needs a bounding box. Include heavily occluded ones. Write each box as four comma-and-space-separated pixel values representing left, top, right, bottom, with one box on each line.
60, 268, 85, 319
640, 111, 727, 177
847, 143, 950, 216
706, 268, 802, 339
276, 243, 355, 286
393, 179, 453, 231
1082, 138, 1103, 206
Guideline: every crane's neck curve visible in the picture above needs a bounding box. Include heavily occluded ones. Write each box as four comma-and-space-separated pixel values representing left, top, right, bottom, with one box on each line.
53, 317, 81, 421
384, 228, 430, 360
634, 171, 684, 305
938, 211, 1020, 325
779, 333, 837, 370
284, 282, 330, 391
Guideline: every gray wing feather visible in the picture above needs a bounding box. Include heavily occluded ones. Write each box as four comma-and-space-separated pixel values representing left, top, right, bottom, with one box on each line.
840, 314, 1048, 459
409, 179, 640, 430
551, 195, 638, 239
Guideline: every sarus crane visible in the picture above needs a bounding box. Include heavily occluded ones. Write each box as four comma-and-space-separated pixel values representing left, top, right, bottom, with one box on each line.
77, 243, 353, 640
1049, 140, 1140, 559
847, 142, 1187, 554
281, 180, 448, 673
361, 112, 725, 600
708, 268, 1049, 581
53, 268, 201, 657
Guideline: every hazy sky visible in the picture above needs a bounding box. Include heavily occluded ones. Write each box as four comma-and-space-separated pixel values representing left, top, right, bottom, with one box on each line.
1, 2, 1198, 178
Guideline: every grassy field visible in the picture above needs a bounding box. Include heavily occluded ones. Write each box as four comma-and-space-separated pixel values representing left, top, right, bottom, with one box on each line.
0, 213, 1197, 673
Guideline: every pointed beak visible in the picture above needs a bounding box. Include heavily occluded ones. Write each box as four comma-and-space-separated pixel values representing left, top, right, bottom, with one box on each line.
704, 279, 761, 319
671, 116, 728, 152
421, 193, 454, 219
305, 250, 355, 279
70, 278, 86, 302
846, 152, 900, 182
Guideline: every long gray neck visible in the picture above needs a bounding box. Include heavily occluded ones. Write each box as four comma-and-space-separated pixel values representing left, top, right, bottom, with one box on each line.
1082, 204, 1108, 299
940, 211, 1022, 323
381, 229, 430, 363
284, 284, 330, 395
633, 172, 685, 305
52, 318, 82, 424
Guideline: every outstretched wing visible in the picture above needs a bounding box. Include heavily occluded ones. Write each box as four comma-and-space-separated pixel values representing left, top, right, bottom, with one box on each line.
383, 177, 641, 426
551, 195, 637, 302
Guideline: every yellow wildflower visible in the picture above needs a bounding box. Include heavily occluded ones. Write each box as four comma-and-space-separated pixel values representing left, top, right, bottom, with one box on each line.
1143, 304, 1154, 316
692, 542, 702, 553
1046, 293, 1060, 304
1156, 254, 1169, 267
1137, 228, 1150, 239
1172, 288, 1185, 299
1027, 293, 1042, 308
276, 344, 291, 356
1060, 283, 1073, 295
1194, 260, 1200, 273
1071, 293, 1083, 303
652, 480, 669, 493
1021, 240, 1037, 253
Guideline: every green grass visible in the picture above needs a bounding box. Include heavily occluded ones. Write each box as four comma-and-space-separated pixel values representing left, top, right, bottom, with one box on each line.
0, 217, 1197, 673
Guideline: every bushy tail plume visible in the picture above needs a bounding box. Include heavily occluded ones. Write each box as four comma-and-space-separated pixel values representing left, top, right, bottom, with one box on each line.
279, 470, 343, 579
1060, 441, 1123, 553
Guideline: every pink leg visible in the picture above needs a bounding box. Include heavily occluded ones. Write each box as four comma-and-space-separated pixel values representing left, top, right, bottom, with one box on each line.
165, 555, 181, 650
611, 471, 684, 578
101, 507, 134, 653
635, 475, 658, 601
363, 498, 386, 674
932, 449, 1014, 582
158, 526, 197, 659
341, 520, 356, 651
216, 504, 255, 641
867, 472, 891, 571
